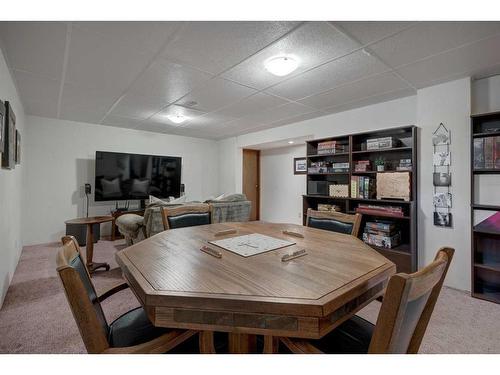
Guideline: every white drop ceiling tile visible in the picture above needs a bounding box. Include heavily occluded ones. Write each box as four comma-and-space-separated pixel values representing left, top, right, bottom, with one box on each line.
299, 72, 410, 109
101, 115, 143, 129
188, 112, 235, 127
222, 22, 360, 90
109, 93, 168, 120
216, 92, 289, 118
322, 88, 416, 115
72, 22, 181, 55
150, 104, 206, 127
65, 26, 154, 93
267, 50, 389, 101
334, 21, 416, 45
60, 83, 119, 123
396, 34, 500, 88
243, 102, 315, 125
0, 21, 67, 80
161, 21, 299, 74
220, 117, 260, 132
21, 97, 58, 119
175, 78, 256, 112
12, 70, 60, 106
128, 58, 212, 102
370, 21, 500, 68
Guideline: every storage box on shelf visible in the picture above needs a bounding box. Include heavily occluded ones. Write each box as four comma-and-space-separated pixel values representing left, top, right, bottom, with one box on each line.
470, 111, 500, 304
303, 125, 417, 273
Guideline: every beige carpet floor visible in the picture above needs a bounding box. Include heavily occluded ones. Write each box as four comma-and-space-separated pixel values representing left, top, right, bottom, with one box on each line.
0, 240, 499, 353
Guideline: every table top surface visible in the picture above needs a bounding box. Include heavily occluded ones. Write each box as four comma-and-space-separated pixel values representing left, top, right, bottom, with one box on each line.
65, 215, 114, 225
116, 222, 395, 317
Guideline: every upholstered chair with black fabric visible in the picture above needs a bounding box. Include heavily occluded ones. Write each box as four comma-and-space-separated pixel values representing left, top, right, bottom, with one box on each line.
279, 247, 454, 354
306, 208, 362, 237
56, 235, 198, 354
161, 203, 211, 231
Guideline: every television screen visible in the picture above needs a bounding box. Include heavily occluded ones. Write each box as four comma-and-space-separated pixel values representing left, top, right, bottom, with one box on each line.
94, 151, 181, 201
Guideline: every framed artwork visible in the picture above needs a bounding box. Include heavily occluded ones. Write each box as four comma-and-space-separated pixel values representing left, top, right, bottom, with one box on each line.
294, 157, 307, 175
433, 151, 450, 166
433, 192, 452, 208
1, 101, 15, 170
434, 211, 452, 227
0, 100, 4, 154
433, 172, 451, 186
15, 130, 21, 164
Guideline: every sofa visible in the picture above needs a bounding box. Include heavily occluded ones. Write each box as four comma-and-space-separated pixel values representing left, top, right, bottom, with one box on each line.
116, 194, 252, 243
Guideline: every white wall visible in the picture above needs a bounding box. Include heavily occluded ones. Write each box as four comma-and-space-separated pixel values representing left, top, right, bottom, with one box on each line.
0, 48, 25, 306
472, 74, 500, 114
260, 145, 306, 225
416, 78, 471, 291
22, 116, 220, 245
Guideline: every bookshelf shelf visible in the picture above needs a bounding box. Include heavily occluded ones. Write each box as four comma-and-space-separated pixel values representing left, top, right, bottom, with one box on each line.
471, 112, 500, 304
351, 146, 412, 154
473, 169, 500, 174
303, 125, 417, 273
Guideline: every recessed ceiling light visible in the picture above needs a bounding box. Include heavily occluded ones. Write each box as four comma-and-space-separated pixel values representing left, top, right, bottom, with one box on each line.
288, 141, 295, 144
264, 55, 299, 77
166, 114, 187, 124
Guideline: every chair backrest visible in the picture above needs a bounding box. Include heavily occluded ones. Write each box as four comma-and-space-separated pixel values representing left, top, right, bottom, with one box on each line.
161, 203, 212, 230
306, 208, 362, 237
368, 247, 454, 354
56, 235, 110, 353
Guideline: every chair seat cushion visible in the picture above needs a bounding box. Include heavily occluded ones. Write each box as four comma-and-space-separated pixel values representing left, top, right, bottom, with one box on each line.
306, 315, 374, 354
108, 307, 168, 348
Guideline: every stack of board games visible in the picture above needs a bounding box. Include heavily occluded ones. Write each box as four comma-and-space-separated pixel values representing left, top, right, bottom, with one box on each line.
317, 140, 348, 155
362, 220, 401, 249
397, 158, 412, 171
354, 160, 371, 172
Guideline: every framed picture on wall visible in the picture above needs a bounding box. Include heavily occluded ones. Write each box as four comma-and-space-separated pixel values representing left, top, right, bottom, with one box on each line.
0, 100, 5, 154
433, 172, 451, 186
1, 101, 16, 170
15, 130, 21, 164
433, 211, 452, 227
294, 157, 307, 175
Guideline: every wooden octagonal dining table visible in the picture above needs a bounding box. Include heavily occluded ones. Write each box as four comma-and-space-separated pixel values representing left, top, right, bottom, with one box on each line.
116, 221, 395, 353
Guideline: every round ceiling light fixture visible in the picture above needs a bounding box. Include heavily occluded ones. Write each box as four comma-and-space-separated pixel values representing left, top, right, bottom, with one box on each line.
288, 140, 295, 144
264, 55, 299, 77
166, 114, 187, 124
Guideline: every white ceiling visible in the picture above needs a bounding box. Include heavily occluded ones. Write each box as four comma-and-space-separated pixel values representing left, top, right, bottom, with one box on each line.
1, 21, 500, 140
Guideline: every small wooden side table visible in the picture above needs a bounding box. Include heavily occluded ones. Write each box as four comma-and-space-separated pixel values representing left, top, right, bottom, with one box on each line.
65, 216, 114, 274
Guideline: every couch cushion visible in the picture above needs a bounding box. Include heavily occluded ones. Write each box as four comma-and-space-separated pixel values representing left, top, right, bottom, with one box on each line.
115, 214, 144, 237
167, 212, 210, 229
308, 216, 353, 235
108, 307, 168, 348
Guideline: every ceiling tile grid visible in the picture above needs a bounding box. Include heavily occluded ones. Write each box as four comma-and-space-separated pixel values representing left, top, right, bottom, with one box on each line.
1, 21, 500, 140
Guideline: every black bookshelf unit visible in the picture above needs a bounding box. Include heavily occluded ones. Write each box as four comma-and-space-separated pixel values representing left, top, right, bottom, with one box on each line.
471, 111, 500, 304
303, 125, 418, 273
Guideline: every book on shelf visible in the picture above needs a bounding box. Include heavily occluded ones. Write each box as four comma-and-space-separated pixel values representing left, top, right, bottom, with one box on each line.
354, 160, 372, 172
355, 204, 404, 217
362, 220, 401, 249
366, 137, 401, 150
317, 140, 348, 154
350, 176, 375, 199
474, 136, 500, 169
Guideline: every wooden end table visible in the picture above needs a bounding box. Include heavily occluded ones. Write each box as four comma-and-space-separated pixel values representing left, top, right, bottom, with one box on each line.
65, 216, 114, 274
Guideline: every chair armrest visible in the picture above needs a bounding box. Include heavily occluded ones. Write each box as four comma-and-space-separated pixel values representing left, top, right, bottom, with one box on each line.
97, 282, 129, 302
103, 329, 198, 354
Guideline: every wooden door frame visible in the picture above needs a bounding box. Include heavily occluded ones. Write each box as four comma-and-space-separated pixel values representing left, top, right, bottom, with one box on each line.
242, 149, 260, 221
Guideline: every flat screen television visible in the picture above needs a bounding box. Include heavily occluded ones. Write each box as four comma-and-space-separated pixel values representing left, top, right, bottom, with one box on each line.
94, 151, 182, 201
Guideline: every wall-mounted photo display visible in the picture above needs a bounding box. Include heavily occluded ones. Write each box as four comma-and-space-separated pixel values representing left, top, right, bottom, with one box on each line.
433, 172, 451, 186
15, 129, 21, 164
294, 157, 307, 175
432, 129, 451, 145
1, 101, 16, 170
433, 150, 451, 166
433, 192, 452, 208
434, 211, 452, 227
